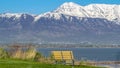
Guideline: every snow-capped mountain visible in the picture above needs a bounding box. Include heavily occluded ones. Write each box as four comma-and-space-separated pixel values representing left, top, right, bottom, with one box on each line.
38, 2, 120, 24
0, 2, 120, 44
60, 2, 120, 21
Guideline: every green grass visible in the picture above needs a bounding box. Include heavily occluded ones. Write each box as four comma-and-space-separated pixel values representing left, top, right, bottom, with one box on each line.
0, 59, 105, 68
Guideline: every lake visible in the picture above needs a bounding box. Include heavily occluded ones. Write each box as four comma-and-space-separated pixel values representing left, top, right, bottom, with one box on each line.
37, 48, 120, 61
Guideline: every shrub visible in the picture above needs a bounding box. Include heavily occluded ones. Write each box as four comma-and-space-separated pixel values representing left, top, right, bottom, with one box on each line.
34, 52, 43, 61
25, 48, 37, 60
0, 48, 9, 59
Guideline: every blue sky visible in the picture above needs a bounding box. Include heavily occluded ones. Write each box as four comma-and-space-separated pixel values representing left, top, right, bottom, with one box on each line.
0, 0, 120, 14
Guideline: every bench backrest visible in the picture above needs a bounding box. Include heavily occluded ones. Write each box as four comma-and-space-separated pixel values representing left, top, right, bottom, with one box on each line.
51, 51, 74, 60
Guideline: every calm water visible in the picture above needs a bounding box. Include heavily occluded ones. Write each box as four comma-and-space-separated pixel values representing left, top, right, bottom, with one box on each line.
37, 48, 120, 61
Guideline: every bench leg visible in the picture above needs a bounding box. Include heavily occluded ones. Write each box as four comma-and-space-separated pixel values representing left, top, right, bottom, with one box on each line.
55, 60, 57, 64
72, 60, 74, 68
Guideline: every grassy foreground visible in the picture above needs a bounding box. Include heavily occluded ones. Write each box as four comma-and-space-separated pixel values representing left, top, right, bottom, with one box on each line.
0, 59, 104, 68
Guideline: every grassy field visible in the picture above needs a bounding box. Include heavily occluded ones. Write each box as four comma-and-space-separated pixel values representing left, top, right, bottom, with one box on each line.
0, 59, 105, 68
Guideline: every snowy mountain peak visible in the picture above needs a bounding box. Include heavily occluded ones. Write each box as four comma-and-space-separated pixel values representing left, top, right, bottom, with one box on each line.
1, 2, 120, 24
52, 2, 120, 24
0, 13, 35, 19
0, 13, 22, 18
60, 2, 81, 7
84, 4, 120, 22
54, 2, 86, 17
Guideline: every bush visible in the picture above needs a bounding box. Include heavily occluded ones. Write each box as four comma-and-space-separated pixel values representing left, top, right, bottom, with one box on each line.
0, 48, 9, 59
34, 52, 43, 61
25, 48, 37, 60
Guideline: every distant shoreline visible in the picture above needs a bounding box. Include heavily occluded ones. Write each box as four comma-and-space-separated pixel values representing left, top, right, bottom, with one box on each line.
1, 43, 120, 48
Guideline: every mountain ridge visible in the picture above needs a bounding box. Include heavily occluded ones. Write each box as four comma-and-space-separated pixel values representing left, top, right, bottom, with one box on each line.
1, 2, 120, 24
53, 2, 120, 24
0, 2, 120, 44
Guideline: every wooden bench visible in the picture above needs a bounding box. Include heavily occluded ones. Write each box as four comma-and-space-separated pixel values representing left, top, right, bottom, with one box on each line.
51, 51, 74, 65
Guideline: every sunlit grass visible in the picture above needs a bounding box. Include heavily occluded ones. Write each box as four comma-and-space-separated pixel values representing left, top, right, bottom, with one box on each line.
0, 59, 105, 68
